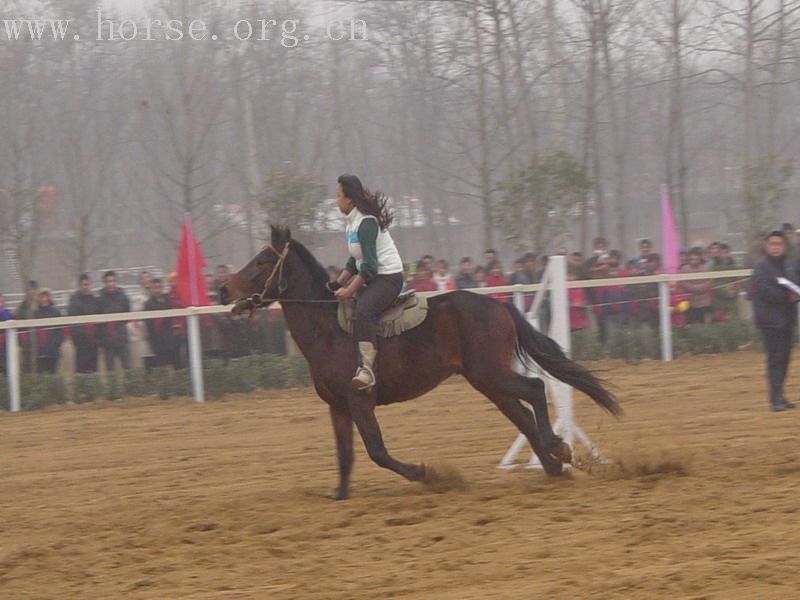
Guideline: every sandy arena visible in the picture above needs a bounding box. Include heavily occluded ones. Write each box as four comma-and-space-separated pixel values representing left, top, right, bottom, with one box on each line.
1, 351, 799, 599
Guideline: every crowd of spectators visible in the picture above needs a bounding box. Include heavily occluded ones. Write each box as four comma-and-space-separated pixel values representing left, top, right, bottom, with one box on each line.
1, 222, 797, 374
0, 266, 286, 376
392, 222, 800, 345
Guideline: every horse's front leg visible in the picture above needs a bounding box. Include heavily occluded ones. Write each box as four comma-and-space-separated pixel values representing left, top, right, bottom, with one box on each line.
329, 404, 354, 500
348, 392, 426, 483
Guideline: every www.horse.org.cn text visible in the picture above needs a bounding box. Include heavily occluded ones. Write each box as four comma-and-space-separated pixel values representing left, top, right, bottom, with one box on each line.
2, 12, 370, 47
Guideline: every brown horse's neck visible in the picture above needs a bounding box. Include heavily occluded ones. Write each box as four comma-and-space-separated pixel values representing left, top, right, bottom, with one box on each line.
280, 301, 339, 358
270, 242, 341, 359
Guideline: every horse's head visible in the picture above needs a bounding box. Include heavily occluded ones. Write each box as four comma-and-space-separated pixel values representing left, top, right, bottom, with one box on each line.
220, 225, 292, 315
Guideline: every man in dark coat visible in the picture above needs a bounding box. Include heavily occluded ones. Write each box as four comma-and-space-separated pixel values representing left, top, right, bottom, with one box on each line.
454, 257, 476, 290
144, 278, 174, 369
751, 230, 800, 411
33, 290, 63, 374
68, 274, 101, 373
97, 270, 131, 371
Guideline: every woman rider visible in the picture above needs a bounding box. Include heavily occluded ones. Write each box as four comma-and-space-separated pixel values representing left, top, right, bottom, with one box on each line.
327, 174, 404, 391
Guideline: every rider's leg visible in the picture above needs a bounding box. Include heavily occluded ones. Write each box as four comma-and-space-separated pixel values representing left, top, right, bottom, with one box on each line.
352, 273, 403, 390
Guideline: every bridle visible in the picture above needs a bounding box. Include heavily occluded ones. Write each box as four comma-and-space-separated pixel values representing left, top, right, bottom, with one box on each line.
233, 241, 339, 313
248, 242, 290, 308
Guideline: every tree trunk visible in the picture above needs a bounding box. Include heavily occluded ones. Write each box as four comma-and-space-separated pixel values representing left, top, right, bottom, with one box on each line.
741, 0, 756, 236
581, 7, 603, 251
237, 62, 260, 257
666, 0, 691, 245
546, 0, 565, 149
472, 4, 494, 250
599, 4, 627, 251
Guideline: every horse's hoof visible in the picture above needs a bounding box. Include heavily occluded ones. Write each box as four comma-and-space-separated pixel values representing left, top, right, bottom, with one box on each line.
334, 488, 349, 501
554, 441, 572, 464
542, 459, 564, 476
541, 441, 570, 476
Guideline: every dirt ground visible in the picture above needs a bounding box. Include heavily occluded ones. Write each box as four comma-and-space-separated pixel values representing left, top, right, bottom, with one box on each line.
1, 351, 800, 599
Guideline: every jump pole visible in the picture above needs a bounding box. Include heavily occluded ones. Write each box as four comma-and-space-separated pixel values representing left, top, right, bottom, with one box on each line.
499, 255, 604, 470
6, 326, 20, 412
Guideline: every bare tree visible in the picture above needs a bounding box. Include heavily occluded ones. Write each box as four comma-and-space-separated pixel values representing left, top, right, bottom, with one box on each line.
134, 0, 232, 253
572, 0, 607, 251
659, 0, 697, 244
702, 0, 800, 241
0, 13, 56, 290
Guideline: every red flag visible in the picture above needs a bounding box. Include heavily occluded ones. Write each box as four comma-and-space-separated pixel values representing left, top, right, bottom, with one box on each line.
175, 215, 209, 307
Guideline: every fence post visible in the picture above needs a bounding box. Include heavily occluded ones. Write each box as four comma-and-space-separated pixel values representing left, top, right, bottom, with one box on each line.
7, 327, 20, 412
187, 313, 205, 403
548, 255, 574, 446
512, 288, 535, 378
658, 280, 673, 362
513, 288, 524, 313
549, 256, 570, 355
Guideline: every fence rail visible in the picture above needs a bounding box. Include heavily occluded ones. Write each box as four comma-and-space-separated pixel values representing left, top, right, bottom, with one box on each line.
0, 267, 770, 412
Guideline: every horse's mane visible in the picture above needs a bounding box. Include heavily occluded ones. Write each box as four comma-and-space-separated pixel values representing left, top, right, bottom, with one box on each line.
289, 239, 333, 299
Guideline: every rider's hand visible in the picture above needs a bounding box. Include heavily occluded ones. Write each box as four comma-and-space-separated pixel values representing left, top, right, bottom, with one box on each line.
334, 286, 353, 299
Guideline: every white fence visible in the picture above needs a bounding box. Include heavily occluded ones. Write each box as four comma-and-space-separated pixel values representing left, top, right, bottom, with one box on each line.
0, 304, 229, 412
0, 264, 764, 412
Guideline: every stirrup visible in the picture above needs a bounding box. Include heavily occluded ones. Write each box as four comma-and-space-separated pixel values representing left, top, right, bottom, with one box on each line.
351, 366, 375, 391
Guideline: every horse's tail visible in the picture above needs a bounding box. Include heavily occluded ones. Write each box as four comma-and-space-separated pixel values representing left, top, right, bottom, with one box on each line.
503, 303, 621, 416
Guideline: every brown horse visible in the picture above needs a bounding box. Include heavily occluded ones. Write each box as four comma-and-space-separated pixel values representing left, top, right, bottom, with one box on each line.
220, 226, 619, 499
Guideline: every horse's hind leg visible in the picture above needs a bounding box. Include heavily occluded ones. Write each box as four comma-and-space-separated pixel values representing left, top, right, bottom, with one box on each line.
347, 393, 426, 483
465, 363, 568, 471
484, 391, 564, 476
509, 375, 569, 462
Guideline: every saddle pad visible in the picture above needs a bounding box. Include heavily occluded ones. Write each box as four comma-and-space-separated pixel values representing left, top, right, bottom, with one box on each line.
338, 295, 429, 338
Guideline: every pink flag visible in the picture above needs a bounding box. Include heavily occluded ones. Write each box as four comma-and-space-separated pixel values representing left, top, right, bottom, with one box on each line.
175, 215, 210, 307
660, 184, 679, 274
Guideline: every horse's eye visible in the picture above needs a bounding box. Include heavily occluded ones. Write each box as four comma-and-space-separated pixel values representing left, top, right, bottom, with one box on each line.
256, 258, 268, 266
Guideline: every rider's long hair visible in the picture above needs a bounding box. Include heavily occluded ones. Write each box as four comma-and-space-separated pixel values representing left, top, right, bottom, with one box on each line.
338, 174, 394, 230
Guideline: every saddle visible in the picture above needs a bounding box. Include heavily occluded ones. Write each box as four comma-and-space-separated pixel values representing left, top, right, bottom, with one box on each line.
337, 290, 429, 338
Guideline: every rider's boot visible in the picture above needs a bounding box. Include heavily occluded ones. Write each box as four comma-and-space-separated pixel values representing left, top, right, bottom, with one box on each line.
352, 341, 377, 391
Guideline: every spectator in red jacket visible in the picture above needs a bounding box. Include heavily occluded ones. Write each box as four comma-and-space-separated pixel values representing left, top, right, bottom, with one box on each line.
408, 261, 438, 292
605, 250, 630, 325
486, 260, 510, 302
586, 254, 612, 343
568, 265, 588, 331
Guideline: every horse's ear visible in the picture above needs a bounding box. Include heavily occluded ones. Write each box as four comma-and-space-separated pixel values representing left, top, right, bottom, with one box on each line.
271, 225, 291, 248
270, 225, 280, 245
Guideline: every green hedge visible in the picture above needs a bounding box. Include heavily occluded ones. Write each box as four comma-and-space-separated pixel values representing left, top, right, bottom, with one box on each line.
0, 321, 770, 410
571, 318, 761, 363
0, 353, 311, 412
